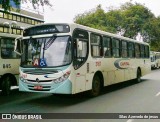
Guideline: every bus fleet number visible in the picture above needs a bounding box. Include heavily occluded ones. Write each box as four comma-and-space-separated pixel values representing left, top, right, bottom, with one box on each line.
3, 64, 11, 69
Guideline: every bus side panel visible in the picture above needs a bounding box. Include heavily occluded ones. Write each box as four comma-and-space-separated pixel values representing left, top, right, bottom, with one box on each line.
141, 59, 151, 76
0, 59, 20, 85
85, 73, 94, 91
100, 58, 115, 86
105, 71, 115, 85
0, 59, 19, 74
74, 62, 88, 93
124, 69, 130, 81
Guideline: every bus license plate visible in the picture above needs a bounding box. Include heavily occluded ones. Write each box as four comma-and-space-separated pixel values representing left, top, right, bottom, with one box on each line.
34, 85, 43, 90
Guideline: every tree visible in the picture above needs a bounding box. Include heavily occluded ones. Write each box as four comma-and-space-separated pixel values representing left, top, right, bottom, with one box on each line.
74, 5, 107, 31
74, 2, 160, 50
143, 17, 160, 51
1, 0, 52, 12
105, 9, 124, 33
74, 5, 124, 33
120, 2, 155, 39
74, 2, 155, 38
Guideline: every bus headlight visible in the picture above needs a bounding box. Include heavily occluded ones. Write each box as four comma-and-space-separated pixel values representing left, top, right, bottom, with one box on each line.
53, 71, 71, 84
20, 77, 26, 82
20, 73, 27, 82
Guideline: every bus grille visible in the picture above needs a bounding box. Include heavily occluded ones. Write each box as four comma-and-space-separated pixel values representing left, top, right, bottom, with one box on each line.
23, 70, 58, 75
27, 79, 52, 83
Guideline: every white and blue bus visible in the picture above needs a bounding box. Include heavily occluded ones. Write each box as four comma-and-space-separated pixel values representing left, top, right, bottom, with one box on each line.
15, 23, 151, 96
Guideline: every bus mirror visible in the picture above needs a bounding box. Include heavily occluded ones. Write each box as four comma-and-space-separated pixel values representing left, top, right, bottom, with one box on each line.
77, 39, 82, 50
14, 37, 22, 56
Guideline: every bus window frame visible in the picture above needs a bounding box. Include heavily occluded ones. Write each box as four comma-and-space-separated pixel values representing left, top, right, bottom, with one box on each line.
103, 36, 112, 58
90, 33, 103, 58
0, 38, 20, 59
135, 43, 141, 58
72, 28, 89, 70
128, 42, 135, 58
121, 40, 128, 58
140, 44, 145, 58
112, 38, 121, 58
144, 45, 150, 58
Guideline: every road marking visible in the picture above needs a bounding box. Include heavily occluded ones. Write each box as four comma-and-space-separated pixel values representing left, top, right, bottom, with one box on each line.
127, 119, 134, 122
0, 86, 18, 91
155, 92, 160, 97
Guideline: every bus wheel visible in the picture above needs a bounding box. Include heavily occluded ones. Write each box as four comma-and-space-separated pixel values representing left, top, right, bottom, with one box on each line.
89, 75, 101, 97
1, 76, 11, 95
136, 69, 141, 83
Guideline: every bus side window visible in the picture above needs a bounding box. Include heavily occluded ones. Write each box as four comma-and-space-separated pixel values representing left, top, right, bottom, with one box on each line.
122, 40, 128, 58
135, 43, 141, 58
103, 36, 111, 57
90, 33, 103, 57
1, 38, 20, 59
112, 38, 120, 58
73, 39, 88, 69
128, 42, 135, 58
140, 45, 145, 58
144, 45, 149, 58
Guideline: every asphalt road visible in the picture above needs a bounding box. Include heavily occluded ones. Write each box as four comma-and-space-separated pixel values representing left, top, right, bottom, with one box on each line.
1, 69, 160, 122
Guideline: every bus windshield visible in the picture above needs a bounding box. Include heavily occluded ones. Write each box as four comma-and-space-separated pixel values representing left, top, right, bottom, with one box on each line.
21, 36, 72, 67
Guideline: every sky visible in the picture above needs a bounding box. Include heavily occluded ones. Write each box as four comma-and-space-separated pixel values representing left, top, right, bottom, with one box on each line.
43, 0, 160, 23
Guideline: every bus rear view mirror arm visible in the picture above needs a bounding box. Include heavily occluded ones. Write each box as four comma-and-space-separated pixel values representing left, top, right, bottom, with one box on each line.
14, 37, 22, 56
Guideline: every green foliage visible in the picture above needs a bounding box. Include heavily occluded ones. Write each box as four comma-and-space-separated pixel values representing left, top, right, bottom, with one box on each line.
105, 10, 124, 33
144, 17, 160, 51
1, 0, 19, 12
75, 5, 107, 31
74, 2, 160, 50
121, 2, 154, 39
28, 0, 52, 9
1, 0, 52, 12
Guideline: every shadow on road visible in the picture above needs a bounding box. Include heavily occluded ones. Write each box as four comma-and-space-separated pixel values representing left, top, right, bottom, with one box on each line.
0, 78, 149, 108
101, 79, 148, 95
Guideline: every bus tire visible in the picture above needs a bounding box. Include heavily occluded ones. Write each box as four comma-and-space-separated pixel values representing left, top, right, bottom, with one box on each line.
135, 69, 141, 83
1, 76, 11, 95
89, 75, 101, 97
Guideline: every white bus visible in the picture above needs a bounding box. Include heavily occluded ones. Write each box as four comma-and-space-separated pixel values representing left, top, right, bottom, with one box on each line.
150, 51, 160, 69
0, 33, 20, 95
15, 23, 151, 96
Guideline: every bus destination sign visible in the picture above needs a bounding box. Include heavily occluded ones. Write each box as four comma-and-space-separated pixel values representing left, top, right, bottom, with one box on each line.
23, 24, 70, 36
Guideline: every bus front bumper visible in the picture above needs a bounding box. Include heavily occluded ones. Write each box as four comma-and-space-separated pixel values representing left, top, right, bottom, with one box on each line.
19, 79, 72, 94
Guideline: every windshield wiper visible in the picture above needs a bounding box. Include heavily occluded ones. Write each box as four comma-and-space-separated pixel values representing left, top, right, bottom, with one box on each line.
44, 34, 57, 50
41, 34, 57, 59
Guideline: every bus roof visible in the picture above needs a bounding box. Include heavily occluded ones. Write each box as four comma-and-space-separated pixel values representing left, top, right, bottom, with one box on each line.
24, 23, 149, 45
